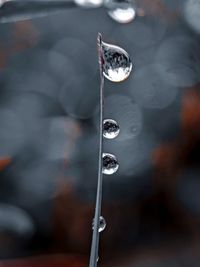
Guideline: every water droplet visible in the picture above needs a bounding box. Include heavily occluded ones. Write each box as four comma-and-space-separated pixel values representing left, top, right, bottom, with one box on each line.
105, 0, 136, 24
92, 216, 106, 232
108, 7, 136, 23
75, 0, 103, 8
102, 153, 119, 174
103, 119, 120, 139
100, 38, 132, 82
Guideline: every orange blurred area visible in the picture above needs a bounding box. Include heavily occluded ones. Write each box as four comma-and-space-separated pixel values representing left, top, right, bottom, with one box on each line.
137, 0, 178, 20
182, 85, 200, 134
0, 21, 39, 70
0, 157, 11, 171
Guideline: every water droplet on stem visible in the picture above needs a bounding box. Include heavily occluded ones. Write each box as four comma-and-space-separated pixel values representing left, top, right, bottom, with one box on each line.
92, 216, 106, 232
102, 153, 119, 174
103, 119, 120, 139
99, 38, 132, 82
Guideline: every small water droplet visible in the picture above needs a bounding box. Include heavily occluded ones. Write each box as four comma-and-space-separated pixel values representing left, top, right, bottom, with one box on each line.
109, 6, 136, 23
100, 38, 132, 82
75, 0, 103, 8
102, 153, 119, 175
92, 216, 106, 232
103, 119, 120, 139
105, 0, 136, 23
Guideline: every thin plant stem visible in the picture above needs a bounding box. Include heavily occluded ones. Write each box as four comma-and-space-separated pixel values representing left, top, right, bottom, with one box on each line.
89, 33, 104, 267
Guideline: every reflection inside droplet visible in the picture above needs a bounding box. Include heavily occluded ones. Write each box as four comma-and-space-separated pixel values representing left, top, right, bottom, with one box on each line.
100, 39, 132, 82
102, 153, 119, 174
103, 119, 120, 139
92, 216, 106, 232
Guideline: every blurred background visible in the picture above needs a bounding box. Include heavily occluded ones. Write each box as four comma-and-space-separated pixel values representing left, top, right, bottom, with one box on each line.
0, 0, 200, 266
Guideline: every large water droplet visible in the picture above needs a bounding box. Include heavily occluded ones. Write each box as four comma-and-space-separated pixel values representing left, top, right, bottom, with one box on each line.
92, 216, 106, 232
102, 153, 119, 174
103, 119, 120, 139
100, 38, 132, 82
105, 0, 136, 24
